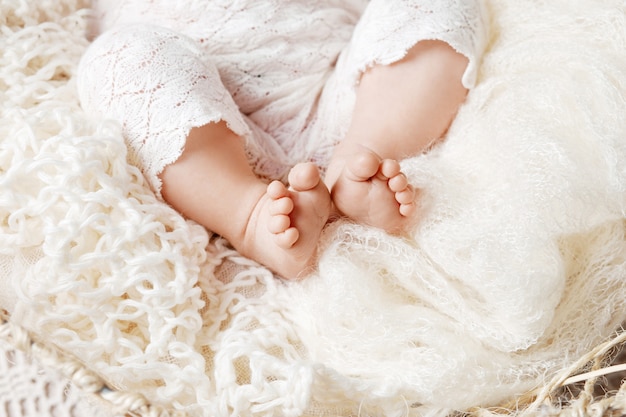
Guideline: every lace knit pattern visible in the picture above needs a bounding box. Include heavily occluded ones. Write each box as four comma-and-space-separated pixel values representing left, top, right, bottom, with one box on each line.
78, 0, 486, 193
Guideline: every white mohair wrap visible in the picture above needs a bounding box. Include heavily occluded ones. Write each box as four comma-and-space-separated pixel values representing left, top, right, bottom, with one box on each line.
1, 1, 626, 417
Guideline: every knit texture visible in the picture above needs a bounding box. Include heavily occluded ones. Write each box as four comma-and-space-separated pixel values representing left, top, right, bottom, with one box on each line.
77, 0, 485, 194
1, 1, 626, 416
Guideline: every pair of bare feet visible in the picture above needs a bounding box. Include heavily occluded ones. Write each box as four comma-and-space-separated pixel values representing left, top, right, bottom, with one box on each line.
243, 38, 470, 279
161, 40, 468, 280
159, 121, 415, 280
244, 148, 415, 279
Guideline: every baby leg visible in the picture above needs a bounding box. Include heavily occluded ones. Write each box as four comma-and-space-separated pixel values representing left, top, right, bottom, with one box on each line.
160, 122, 331, 279
325, 39, 469, 233
78, 25, 330, 278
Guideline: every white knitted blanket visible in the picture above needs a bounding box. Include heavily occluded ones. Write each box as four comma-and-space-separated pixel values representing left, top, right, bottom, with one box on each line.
1, 1, 626, 416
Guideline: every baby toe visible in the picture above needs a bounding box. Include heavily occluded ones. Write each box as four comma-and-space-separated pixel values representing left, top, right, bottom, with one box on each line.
388, 173, 409, 192
288, 162, 320, 191
380, 159, 401, 179
346, 150, 382, 181
268, 214, 291, 234
275, 227, 299, 248
399, 202, 416, 217
395, 188, 415, 205
267, 180, 289, 199
269, 196, 294, 216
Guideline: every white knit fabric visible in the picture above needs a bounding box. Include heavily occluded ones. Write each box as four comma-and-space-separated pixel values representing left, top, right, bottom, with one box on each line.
77, 0, 486, 193
1, 1, 626, 417
0, 343, 108, 417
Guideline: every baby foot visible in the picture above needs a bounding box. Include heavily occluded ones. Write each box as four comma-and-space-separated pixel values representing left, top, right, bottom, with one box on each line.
328, 149, 416, 233
241, 162, 331, 279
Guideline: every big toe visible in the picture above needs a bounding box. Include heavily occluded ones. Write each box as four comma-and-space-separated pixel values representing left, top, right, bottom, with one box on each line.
288, 162, 321, 191
275, 227, 299, 249
346, 149, 382, 181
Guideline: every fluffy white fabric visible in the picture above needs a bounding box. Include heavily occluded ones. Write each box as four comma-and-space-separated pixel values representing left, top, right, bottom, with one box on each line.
1, 1, 626, 416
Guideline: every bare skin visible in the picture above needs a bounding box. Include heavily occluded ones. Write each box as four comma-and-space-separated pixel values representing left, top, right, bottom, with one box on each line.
158, 40, 468, 277
159, 121, 331, 279
325, 40, 470, 233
